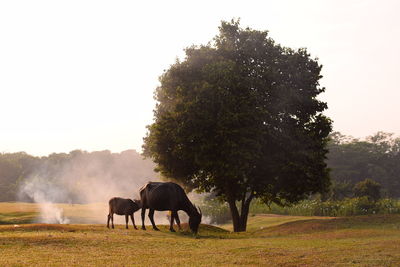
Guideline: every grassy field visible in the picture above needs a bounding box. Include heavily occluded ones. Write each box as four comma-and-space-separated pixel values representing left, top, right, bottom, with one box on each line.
1, 203, 400, 266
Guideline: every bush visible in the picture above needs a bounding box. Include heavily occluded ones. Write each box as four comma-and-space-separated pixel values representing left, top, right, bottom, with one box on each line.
199, 196, 400, 224
353, 179, 382, 202
198, 198, 231, 225
254, 198, 400, 217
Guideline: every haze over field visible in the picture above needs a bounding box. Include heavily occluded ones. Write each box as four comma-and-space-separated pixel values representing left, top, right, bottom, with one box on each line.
1, 0, 400, 156
13, 150, 170, 224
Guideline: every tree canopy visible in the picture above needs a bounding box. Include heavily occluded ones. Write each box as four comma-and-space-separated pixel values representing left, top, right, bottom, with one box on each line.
143, 20, 332, 231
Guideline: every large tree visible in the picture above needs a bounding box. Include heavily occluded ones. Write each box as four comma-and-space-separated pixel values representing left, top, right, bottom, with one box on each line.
143, 20, 332, 232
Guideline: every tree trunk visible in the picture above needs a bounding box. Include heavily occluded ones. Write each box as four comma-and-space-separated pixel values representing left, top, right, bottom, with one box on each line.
227, 198, 241, 232
238, 196, 250, 231
227, 193, 254, 232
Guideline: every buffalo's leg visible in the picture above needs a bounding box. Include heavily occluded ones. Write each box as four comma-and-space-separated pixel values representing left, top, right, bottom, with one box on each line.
148, 209, 159, 231
130, 214, 138, 230
169, 211, 176, 232
111, 213, 114, 229
107, 214, 111, 229
172, 211, 181, 231
141, 207, 146, 230
125, 215, 129, 229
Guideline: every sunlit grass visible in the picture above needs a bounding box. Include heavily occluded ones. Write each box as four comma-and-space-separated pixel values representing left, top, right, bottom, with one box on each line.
0, 202, 110, 224
1, 203, 400, 266
223, 214, 334, 232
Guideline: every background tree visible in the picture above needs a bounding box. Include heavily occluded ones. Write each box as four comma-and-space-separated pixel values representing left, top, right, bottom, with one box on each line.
327, 131, 400, 198
328, 180, 354, 200
0, 150, 157, 203
353, 179, 382, 202
143, 20, 332, 232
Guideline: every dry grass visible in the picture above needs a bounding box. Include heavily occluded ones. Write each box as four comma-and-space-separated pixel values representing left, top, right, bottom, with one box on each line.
0, 202, 40, 213
1, 203, 400, 266
0, 202, 169, 225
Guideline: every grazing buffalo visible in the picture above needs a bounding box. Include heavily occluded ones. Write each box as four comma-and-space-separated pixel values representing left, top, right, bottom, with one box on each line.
139, 182, 202, 233
107, 197, 141, 229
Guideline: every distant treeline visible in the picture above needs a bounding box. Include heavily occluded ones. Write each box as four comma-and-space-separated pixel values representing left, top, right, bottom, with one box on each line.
0, 131, 399, 202
327, 131, 400, 199
0, 150, 158, 202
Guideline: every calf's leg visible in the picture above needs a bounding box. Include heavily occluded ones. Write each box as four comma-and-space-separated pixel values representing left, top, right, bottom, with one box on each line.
125, 215, 129, 229
130, 214, 138, 230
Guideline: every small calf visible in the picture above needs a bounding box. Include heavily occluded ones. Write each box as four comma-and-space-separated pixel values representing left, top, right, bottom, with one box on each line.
107, 197, 141, 229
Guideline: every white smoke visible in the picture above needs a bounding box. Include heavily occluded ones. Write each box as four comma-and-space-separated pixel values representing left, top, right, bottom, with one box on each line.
17, 150, 172, 225
17, 150, 207, 226
38, 202, 70, 224
20, 175, 70, 224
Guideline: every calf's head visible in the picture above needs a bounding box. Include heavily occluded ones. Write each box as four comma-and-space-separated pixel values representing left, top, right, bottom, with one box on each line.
132, 199, 141, 212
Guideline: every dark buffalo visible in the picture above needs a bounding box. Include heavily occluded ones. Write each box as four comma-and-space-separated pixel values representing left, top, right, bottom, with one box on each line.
139, 182, 202, 233
107, 197, 141, 229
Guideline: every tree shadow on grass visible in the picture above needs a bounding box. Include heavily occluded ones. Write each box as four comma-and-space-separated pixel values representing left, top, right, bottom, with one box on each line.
0, 212, 37, 225
155, 223, 247, 240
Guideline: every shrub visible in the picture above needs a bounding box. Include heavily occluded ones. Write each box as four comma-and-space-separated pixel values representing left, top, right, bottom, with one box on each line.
353, 179, 382, 202
198, 198, 231, 225
200, 196, 400, 224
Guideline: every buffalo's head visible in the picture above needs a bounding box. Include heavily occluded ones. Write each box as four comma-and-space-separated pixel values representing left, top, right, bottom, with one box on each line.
189, 205, 202, 234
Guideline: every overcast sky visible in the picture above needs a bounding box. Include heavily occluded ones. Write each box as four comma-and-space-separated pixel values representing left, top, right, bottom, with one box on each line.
1, 0, 399, 156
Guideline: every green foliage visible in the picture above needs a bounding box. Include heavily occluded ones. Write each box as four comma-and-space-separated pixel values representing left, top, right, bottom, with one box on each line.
200, 197, 400, 224
198, 198, 231, 225
328, 180, 354, 200
143, 19, 331, 231
353, 179, 382, 202
327, 131, 400, 198
251, 198, 400, 217
0, 152, 38, 201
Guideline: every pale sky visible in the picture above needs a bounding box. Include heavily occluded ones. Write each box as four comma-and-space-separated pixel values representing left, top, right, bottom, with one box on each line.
1, 0, 399, 156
